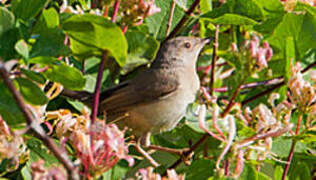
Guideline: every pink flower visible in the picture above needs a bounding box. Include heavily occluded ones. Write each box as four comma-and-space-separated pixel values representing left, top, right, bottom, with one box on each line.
71, 121, 134, 177
136, 167, 185, 180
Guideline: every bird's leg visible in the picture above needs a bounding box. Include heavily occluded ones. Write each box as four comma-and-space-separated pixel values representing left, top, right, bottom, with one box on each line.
135, 133, 160, 168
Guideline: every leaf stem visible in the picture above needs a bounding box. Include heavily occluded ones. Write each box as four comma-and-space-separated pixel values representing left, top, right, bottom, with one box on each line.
165, 0, 176, 37
221, 84, 242, 118
165, 0, 200, 41
242, 60, 316, 106
0, 60, 79, 180
111, 0, 120, 22
209, 25, 219, 96
282, 115, 302, 180
91, 52, 108, 123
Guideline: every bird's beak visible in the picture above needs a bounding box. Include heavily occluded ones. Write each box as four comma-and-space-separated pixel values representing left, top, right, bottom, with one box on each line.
202, 37, 212, 44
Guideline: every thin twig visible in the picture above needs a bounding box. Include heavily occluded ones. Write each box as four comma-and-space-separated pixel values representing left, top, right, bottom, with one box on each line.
282, 115, 302, 180
214, 77, 284, 92
165, 1, 176, 37
242, 60, 316, 106
0, 60, 79, 180
165, 0, 200, 41
111, 0, 120, 22
91, 52, 107, 123
164, 134, 208, 175
210, 25, 219, 96
221, 84, 242, 118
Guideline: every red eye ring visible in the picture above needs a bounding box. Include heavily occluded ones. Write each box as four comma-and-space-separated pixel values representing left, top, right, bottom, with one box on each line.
184, 42, 192, 48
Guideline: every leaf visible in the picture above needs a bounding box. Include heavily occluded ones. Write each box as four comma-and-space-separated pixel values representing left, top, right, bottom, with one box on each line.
235, 0, 265, 21
178, 159, 215, 180
200, 0, 212, 14
62, 14, 127, 66
274, 166, 283, 180
14, 39, 29, 59
145, 0, 187, 40
0, 28, 20, 61
0, 82, 25, 126
20, 68, 46, 84
15, 77, 48, 105
30, 28, 70, 58
123, 30, 160, 73
33, 8, 60, 33
11, 0, 48, 22
284, 37, 295, 83
267, 12, 316, 60
29, 56, 86, 90
44, 63, 86, 90
0, 7, 15, 36
203, 14, 258, 25
241, 164, 258, 180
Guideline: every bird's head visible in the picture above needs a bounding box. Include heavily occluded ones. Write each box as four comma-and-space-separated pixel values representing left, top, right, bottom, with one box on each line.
152, 36, 210, 68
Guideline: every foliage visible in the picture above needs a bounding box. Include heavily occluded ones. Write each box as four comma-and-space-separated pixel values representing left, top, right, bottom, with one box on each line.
0, 0, 316, 179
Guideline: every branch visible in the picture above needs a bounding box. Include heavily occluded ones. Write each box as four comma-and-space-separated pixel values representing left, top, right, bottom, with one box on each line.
221, 84, 242, 118
164, 134, 209, 174
282, 115, 302, 180
165, 0, 200, 41
91, 51, 108, 123
165, 0, 176, 37
111, 0, 120, 22
209, 25, 219, 96
214, 77, 283, 92
242, 60, 316, 106
0, 60, 79, 180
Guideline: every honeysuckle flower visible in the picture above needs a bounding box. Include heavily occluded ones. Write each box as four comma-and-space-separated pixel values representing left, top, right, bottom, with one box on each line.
136, 167, 185, 180
0, 117, 28, 173
288, 62, 316, 111
47, 107, 133, 178
121, 0, 161, 26
231, 35, 274, 75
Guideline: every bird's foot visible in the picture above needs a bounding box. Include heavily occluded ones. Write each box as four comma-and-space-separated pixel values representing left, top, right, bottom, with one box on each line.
135, 138, 160, 168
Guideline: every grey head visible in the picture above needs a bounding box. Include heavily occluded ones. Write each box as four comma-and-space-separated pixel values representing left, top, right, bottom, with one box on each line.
151, 36, 210, 69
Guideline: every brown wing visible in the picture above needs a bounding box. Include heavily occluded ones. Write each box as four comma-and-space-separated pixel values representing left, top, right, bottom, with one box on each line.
99, 69, 179, 119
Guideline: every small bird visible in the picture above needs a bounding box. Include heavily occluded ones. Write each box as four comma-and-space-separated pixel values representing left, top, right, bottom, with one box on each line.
64, 36, 209, 144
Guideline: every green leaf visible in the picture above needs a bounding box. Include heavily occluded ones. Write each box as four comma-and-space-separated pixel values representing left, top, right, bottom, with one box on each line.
124, 30, 159, 73
62, 14, 127, 66
0, 7, 15, 36
145, 0, 186, 40
33, 8, 60, 33
11, 0, 48, 22
14, 39, 29, 59
241, 164, 258, 180
44, 63, 86, 90
235, 0, 265, 21
203, 14, 258, 25
0, 28, 20, 61
0, 82, 25, 126
267, 12, 316, 60
31, 28, 70, 58
179, 159, 215, 180
274, 166, 284, 180
20, 68, 46, 84
200, 0, 212, 14
28, 56, 86, 90
26, 137, 59, 165
15, 77, 48, 105
284, 37, 295, 82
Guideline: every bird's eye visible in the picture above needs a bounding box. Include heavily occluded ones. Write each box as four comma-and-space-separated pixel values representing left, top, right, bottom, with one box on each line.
184, 42, 192, 49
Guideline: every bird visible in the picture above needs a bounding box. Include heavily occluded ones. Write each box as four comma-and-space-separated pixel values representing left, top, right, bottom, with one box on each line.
63, 36, 210, 145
